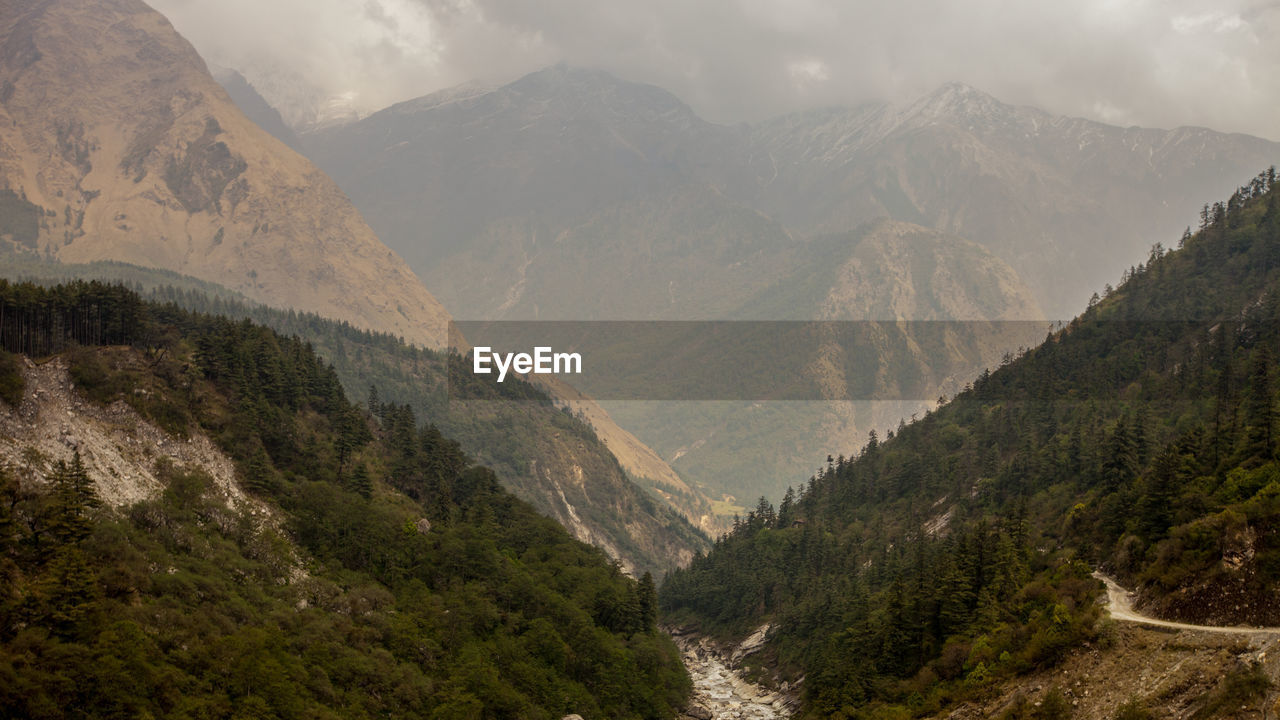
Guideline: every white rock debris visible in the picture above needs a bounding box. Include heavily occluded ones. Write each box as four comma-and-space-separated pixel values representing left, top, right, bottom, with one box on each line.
0, 356, 268, 519
669, 626, 798, 720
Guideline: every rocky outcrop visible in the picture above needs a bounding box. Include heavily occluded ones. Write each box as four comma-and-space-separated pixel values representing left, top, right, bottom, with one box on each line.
667, 626, 800, 719
0, 0, 450, 348
0, 355, 245, 509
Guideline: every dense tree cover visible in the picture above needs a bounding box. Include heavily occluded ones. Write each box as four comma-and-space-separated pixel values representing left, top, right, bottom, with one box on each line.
0, 279, 145, 356
661, 169, 1280, 718
0, 348, 22, 406
0, 250, 710, 575
144, 296, 708, 576
0, 288, 690, 718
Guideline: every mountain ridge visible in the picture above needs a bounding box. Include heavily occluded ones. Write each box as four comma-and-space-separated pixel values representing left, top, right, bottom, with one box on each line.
0, 0, 450, 348
0, 281, 691, 717
660, 171, 1280, 717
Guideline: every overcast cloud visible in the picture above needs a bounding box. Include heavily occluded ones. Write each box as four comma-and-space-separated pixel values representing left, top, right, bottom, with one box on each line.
150, 0, 1280, 140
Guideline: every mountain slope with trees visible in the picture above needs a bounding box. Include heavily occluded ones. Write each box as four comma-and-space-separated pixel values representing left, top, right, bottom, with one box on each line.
0, 280, 689, 718
661, 169, 1280, 718
297, 64, 1277, 527
0, 251, 710, 576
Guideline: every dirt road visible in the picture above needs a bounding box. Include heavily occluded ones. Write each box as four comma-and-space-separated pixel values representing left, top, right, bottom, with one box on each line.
1093, 571, 1280, 635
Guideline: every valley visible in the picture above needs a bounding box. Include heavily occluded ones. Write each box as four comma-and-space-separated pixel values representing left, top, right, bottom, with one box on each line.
3, 0, 1280, 717
297, 63, 1279, 520
660, 177, 1280, 717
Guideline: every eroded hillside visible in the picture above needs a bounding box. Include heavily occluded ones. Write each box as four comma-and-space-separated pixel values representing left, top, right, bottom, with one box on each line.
0, 0, 449, 347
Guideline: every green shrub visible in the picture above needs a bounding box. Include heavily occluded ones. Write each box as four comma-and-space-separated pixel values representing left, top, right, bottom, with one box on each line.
1190, 662, 1270, 720
1113, 698, 1153, 720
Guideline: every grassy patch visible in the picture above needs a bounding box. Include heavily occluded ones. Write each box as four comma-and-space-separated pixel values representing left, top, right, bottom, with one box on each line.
1190, 662, 1270, 720
710, 498, 746, 517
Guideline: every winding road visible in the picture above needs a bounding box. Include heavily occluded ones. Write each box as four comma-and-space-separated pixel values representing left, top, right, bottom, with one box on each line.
1093, 571, 1280, 635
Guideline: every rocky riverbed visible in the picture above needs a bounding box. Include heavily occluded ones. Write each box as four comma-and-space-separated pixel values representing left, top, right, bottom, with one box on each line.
667, 626, 798, 719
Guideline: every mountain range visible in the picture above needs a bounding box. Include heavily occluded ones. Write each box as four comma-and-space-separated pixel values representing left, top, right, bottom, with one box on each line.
293, 64, 1278, 513
4, 1, 1280, 717
304, 64, 1279, 321
0, 0, 707, 573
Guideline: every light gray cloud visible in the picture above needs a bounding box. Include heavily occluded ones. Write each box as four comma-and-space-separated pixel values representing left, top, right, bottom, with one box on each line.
151, 0, 1280, 139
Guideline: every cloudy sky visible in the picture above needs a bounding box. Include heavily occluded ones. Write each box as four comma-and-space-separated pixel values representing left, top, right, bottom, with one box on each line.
150, 0, 1280, 139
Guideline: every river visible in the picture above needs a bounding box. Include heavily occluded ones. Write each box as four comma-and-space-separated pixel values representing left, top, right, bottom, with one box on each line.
668, 627, 796, 719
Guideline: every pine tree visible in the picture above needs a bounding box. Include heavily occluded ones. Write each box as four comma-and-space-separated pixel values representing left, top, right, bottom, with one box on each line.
35, 545, 99, 633
243, 444, 276, 496
637, 571, 657, 629
1244, 345, 1276, 461
1101, 417, 1137, 491
777, 486, 797, 528
349, 462, 373, 499
47, 452, 99, 546
1138, 446, 1179, 539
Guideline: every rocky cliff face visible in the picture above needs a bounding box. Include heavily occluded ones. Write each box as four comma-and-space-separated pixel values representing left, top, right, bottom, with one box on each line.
0, 0, 450, 347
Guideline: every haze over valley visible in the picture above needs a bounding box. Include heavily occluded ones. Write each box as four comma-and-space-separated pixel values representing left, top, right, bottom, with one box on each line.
3, 0, 1280, 718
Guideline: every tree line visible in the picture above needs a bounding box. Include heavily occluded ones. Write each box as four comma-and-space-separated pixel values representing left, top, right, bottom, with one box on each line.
661, 169, 1280, 718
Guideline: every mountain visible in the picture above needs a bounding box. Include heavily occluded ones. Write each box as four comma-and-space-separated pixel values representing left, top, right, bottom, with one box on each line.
602, 219, 1044, 504
209, 66, 303, 153
0, 281, 690, 717
302, 67, 1279, 324
0, 0, 449, 348
298, 66, 1276, 519
304, 65, 764, 321
0, 5, 706, 572
0, 250, 712, 574
746, 82, 1280, 317
302, 69, 1050, 511
660, 172, 1280, 717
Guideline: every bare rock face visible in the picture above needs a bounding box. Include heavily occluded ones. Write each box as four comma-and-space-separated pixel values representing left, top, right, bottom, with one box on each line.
0, 0, 450, 348
730, 623, 773, 665
0, 356, 243, 510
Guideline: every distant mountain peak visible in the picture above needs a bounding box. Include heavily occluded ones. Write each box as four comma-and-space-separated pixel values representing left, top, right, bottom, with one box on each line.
386, 80, 494, 116
899, 81, 1013, 126
505, 64, 700, 120
932, 80, 988, 97
209, 64, 304, 151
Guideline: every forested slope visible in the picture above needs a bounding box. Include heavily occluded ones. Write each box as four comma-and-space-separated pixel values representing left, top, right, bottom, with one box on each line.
661, 169, 1280, 718
0, 281, 689, 719
0, 250, 710, 576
